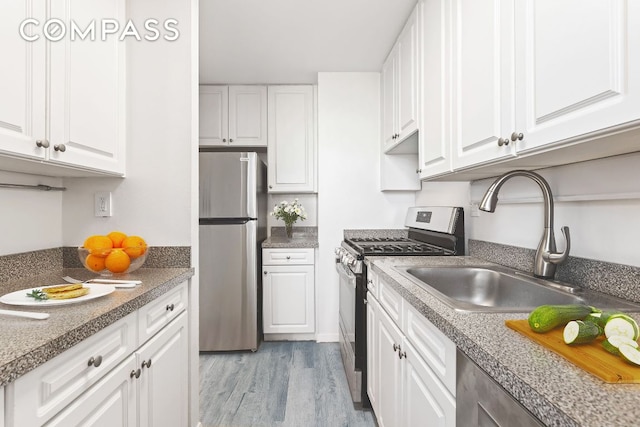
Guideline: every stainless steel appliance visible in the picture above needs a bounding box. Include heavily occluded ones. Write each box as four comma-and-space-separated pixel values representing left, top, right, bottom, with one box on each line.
335, 206, 465, 408
199, 150, 267, 352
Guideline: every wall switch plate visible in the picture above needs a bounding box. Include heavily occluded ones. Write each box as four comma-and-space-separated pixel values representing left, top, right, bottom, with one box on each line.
470, 203, 480, 217
95, 192, 112, 217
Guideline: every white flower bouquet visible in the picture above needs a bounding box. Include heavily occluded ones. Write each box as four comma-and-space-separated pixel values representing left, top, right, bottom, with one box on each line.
271, 198, 307, 237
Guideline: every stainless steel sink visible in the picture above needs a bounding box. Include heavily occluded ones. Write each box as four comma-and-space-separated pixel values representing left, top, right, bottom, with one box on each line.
393, 265, 640, 313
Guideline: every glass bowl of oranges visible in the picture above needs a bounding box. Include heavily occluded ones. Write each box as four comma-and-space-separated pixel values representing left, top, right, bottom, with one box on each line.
79, 232, 148, 276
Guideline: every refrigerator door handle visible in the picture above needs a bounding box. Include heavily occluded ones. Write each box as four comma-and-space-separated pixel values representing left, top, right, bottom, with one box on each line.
245, 153, 257, 218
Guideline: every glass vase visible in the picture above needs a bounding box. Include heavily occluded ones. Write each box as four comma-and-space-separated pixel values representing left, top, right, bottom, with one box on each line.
285, 223, 294, 238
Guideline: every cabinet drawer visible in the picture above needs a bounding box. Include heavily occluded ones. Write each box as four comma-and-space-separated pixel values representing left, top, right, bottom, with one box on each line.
138, 281, 188, 344
378, 278, 403, 328
11, 311, 137, 426
404, 302, 457, 396
263, 248, 314, 265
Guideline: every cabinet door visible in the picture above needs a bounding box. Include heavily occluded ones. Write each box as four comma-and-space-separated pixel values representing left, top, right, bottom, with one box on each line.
397, 8, 419, 142
229, 86, 267, 147
402, 340, 456, 427
376, 304, 403, 427
46, 355, 137, 427
366, 294, 380, 416
419, 0, 451, 178
263, 264, 315, 333
381, 51, 398, 150
200, 85, 229, 146
514, 0, 640, 153
450, 0, 516, 169
0, 0, 46, 160
138, 312, 189, 427
267, 86, 315, 193
48, 0, 126, 175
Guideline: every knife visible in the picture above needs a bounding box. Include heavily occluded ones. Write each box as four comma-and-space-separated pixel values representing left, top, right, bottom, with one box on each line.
0, 309, 49, 320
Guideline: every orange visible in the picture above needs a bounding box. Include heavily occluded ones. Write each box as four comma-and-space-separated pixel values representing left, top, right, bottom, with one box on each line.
83, 235, 113, 257
85, 254, 106, 272
107, 231, 127, 248
122, 235, 147, 259
104, 249, 131, 273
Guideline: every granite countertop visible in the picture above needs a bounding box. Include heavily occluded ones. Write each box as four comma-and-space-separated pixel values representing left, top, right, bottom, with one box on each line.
0, 267, 194, 387
262, 226, 318, 249
366, 255, 640, 427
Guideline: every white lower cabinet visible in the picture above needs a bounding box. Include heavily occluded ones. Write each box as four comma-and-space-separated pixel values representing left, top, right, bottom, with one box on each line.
263, 248, 315, 334
6, 282, 189, 427
367, 277, 456, 427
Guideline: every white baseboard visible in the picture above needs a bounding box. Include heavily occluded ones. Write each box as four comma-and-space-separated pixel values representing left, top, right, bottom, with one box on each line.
315, 333, 339, 342
264, 333, 316, 341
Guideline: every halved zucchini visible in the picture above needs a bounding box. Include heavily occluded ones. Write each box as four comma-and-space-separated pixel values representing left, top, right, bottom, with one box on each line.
604, 314, 640, 340
602, 336, 640, 356
619, 343, 640, 366
563, 320, 600, 345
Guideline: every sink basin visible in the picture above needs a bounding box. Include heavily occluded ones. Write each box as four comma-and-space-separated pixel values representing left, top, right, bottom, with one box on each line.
393, 265, 640, 313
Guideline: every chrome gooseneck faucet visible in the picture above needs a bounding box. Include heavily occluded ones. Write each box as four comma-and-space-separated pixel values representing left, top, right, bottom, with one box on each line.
479, 170, 570, 279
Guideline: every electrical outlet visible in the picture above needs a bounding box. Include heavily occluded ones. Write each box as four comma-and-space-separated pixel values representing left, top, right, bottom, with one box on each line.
95, 192, 112, 217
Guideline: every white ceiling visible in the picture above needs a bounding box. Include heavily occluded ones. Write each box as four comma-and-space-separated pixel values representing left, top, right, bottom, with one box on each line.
199, 0, 418, 84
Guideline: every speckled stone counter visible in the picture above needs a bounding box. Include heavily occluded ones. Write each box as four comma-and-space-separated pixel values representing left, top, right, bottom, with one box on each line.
262, 226, 318, 248
0, 267, 193, 387
366, 256, 640, 427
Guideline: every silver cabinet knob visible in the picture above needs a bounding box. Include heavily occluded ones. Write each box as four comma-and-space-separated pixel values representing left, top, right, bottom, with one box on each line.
511, 132, 524, 141
268, 185, 273, 189
130, 369, 141, 379
416, 168, 422, 174
36, 139, 49, 148
264, 271, 267, 275
497, 138, 510, 147
166, 303, 175, 311
88, 355, 103, 367
54, 143, 66, 152
142, 359, 152, 369
223, 138, 227, 142
286, 256, 291, 260
229, 138, 233, 142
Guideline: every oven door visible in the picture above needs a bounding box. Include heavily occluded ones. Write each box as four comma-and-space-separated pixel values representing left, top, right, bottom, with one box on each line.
337, 261, 356, 359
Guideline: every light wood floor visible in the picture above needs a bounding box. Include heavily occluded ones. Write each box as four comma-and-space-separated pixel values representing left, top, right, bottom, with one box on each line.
200, 341, 376, 427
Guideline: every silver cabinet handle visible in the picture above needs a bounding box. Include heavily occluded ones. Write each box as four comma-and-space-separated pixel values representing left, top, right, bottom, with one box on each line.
130, 369, 141, 379
54, 143, 66, 152
393, 343, 399, 352
497, 138, 510, 147
88, 355, 103, 367
36, 139, 49, 148
398, 350, 407, 360
416, 168, 422, 174
142, 359, 152, 369
166, 303, 175, 311
511, 132, 524, 141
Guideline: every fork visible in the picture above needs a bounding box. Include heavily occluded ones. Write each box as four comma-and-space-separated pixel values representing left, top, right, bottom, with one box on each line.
62, 276, 139, 288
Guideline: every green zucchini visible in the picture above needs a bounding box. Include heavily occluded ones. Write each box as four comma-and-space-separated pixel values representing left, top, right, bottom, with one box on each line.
604, 314, 640, 340
563, 320, 601, 345
594, 310, 624, 329
602, 336, 639, 356
528, 304, 595, 333
619, 343, 640, 366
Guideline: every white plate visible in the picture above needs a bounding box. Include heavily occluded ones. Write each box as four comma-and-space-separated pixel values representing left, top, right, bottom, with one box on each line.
0, 284, 115, 307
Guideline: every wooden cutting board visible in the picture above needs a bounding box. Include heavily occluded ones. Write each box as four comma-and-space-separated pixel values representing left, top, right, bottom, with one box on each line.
505, 319, 640, 383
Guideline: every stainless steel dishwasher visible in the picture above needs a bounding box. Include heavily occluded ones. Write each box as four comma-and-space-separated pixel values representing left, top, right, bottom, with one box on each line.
457, 350, 544, 427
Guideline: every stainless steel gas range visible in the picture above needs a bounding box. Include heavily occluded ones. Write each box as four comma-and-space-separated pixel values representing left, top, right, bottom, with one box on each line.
335, 206, 465, 408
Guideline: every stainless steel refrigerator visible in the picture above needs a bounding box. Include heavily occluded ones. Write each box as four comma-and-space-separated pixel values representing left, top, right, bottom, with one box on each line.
199, 151, 267, 351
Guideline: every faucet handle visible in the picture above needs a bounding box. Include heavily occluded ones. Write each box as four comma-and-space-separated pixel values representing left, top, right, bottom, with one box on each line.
544, 226, 571, 264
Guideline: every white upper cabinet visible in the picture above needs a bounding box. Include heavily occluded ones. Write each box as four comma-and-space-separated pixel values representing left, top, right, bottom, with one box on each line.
0, 1, 46, 160
450, 0, 517, 170
418, 0, 451, 178
200, 85, 268, 147
47, 0, 126, 174
382, 7, 420, 153
0, 0, 125, 176
267, 85, 316, 193
513, 0, 640, 153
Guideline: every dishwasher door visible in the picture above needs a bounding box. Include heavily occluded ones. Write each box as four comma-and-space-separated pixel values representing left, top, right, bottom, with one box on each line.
456, 350, 544, 427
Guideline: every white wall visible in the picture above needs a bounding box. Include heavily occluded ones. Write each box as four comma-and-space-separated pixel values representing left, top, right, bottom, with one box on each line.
468, 152, 640, 267
317, 72, 415, 341
61, 0, 194, 247
0, 171, 64, 255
